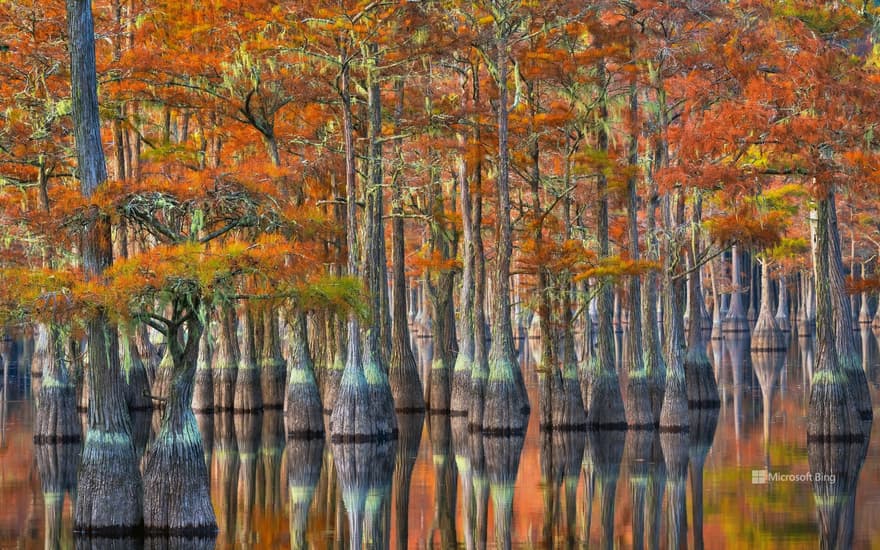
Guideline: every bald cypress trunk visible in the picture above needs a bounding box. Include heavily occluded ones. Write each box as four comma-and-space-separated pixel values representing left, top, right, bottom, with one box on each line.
684, 196, 719, 408
388, 81, 425, 413
807, 193, 862, 442
828, 196, 872, 421
659, 192, 689, 432
483, 31, 529, 435
34, 325, 81, 443
623, 83, 653, 429
330, 56, 395, 441
67, 0, 142, 532
260, 309, 286, 410
212, 306, 239, 412
234, 307, 262, 412
752, 260, 786, 352
285, 312, 323, 439
451, 125, 475, 416
586, 60, 625, 430
723, 246, 750, 332
470, 145, 489, 430
142, 313, 216, 534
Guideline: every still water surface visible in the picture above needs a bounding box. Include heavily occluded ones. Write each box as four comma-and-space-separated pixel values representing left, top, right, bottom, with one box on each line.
1, 330, 880, 548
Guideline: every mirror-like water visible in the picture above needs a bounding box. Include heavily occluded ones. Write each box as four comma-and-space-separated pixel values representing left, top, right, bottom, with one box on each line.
1, 329, 879, 548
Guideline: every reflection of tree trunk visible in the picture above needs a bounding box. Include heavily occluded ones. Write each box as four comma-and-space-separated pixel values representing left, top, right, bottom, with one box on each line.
213, 413, 239, 549
428, 415, 458, 548
234, 412, 261, 547
260, 410, 285, 517
451, 417, 474, 550
625, 431, 656, 550
36, 442, 80, 550
588, 430, 624, 550
486, 435, 525, 550
688, 409, 719, 550
393, 413, 424, 550
661, 432, 689, 550
287, 438, 324, 550
808, 438, 868, 550
332, 440, 396, 550
470, 432, 489, 550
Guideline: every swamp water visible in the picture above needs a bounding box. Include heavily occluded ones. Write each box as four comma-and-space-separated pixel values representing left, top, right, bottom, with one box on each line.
1, 329, 879, 548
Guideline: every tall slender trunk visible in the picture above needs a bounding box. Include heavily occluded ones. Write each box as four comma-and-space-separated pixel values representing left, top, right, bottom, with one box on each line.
807, 192, 862, 441
586, 59, 625, 429
470, 108, 489, 430
483, 32, 529, 434
67, 0, 142, 532
623, 82, 652, 428
828, 194, 872, 421
684, 194, 720, 408
388, 82, 425, 413
723, 245, 749, 332
330, 55, 394, 440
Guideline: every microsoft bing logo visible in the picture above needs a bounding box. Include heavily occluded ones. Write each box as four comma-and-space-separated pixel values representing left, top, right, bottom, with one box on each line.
751, 469, 836, 484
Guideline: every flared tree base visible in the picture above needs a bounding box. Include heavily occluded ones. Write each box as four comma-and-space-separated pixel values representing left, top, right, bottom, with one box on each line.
192, 369, 214, 413
684, 352, 720, 409
212, 368, 237, 412
330, 368, 396, 443
233, 368, 263, 412
427, 358, 452, 414
34, 384, 82, 444
659, 373, 689, 433
449, 354, 472, 417
143, 412, 217, 535
623, 372, 656, 430
807, 375, 864, 442
586, 369, 626, 430
260, 360, 286, 410
483, 376, 529, 436
285, 375, 324, 439
74, 429, 144, 534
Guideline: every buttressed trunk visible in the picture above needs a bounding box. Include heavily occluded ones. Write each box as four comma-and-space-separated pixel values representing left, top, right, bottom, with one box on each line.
807, 192, 862, 442
142, 313, 216, 534
483, 32, 529, 435
212, 306, 239, 412
67, 0, 142, 532
285, 312, 323, 439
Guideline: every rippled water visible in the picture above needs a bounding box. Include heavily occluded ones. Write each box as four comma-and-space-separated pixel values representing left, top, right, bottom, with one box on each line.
2, 329, 879, 548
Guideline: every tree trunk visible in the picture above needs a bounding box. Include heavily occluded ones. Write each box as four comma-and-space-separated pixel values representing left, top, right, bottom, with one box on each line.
684, 195, 720, 408
775, 275, 791, 332
285, 312, 323, 439
388, 80, 425, 413
67, 0, 142, 532
234, 307, 263, 412
330, 57, 395, 441
451, 118, 475, 416
192, 317, 214, 413
34, 325, 82, 443
213, 306, 239, 412
659, 192, 689, 432
623, 83, 653, 429
586, 59, 625, 429
260, 309, 286, 410
723, 245, 749, 332
807, 193, 862, 442
483, 33, 529, 434
142, 314, 216, 534
828, 195, 872, 421
470, 128, 489, 430
752, 259, 786, 352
